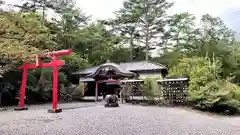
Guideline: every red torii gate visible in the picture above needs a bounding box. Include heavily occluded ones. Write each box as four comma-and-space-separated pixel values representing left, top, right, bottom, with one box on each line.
14, 49, 72, 113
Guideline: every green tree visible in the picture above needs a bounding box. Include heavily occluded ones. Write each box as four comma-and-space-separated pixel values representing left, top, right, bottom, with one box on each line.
110, 0, 173, 60
72, 23, 121, 65
166, 12, 197, 50
103, 0, 142, 60
0, 12, 55, 74
168, 57, 240, 114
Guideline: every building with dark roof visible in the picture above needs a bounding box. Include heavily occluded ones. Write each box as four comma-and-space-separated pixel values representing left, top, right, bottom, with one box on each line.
72, 60, 167, 100
73, 60, 167, 80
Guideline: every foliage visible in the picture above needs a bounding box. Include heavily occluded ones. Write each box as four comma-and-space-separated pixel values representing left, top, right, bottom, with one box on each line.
0, 11, 55, 77
194, 80, 240, 114
0, 0, 240, 115
0, 12, 55, 59
107, 0, 173, 60
168, 57, 240, 114
143, 78, 159, 104
78, 82, 85, 97
169, 57, 221, 90
24, 68, 67, 101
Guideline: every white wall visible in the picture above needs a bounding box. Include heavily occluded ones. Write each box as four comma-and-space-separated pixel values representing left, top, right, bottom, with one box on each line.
138, 73, 163, 80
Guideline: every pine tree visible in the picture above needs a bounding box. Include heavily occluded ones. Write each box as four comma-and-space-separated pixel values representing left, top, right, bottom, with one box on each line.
113, 0, 173, 60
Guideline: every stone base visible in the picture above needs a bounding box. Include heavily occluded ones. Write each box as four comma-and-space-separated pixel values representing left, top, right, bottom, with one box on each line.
14, 107, 28, 111
0, 108, 7, 111
47, 108, 62, 113
104, 103, 119, 107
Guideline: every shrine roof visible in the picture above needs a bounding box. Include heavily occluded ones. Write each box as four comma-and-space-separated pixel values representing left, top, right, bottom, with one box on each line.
119, 61, 166, 72
72, 62, 134, 77
72, 60, 166, 76
86, 62, 134, 77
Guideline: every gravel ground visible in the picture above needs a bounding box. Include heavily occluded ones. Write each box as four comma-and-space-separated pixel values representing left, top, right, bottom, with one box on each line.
0, 103, 240, 135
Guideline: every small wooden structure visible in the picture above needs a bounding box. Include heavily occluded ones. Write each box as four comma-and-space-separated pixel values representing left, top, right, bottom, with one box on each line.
157, 77, 189, 105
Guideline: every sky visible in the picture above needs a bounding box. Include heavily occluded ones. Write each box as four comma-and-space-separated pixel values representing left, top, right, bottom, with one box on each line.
75, 0, 240, 31
4, 0, 240, 32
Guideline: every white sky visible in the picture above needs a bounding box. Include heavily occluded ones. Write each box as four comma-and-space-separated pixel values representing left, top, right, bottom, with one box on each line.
4, 0, 240, 31
76, 0, 240, 31
75, 0, 240, 20
3, 0, 240, 55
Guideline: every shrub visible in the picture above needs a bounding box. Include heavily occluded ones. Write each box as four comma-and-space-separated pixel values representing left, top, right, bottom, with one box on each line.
192, 80, 240, 114
143, 78, 159, 104
78, 82, 85, 97
26, 68, 68, 102
168, 56, 240, 114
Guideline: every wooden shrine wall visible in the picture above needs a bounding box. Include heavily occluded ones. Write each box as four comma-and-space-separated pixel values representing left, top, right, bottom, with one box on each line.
120, 81, 144, 97
158, 78, 189, 105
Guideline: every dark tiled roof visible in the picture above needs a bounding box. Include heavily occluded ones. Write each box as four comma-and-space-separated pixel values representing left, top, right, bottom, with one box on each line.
86, 62, 134, 77
119, 61, 166, 71
101, 63, 133, 74
72, 60, 166, 75
72, 62, 133, 76
73, 66, 99, 75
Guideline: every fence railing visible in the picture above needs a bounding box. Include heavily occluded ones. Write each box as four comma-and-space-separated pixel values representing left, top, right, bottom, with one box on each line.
120, 77, 189, 106
157, 77, 189, 105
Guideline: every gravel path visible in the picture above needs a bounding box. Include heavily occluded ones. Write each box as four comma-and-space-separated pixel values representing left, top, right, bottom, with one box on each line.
0, 103, 240, 135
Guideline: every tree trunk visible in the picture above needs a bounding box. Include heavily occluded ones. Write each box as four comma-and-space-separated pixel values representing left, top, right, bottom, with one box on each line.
35, 69, 49, 91
130, 34, 133, 60
145, 34, 149, 61
144, 2, 149, 61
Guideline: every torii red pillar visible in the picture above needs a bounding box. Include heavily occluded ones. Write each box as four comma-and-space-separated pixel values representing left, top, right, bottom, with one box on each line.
14, 50, 72, 113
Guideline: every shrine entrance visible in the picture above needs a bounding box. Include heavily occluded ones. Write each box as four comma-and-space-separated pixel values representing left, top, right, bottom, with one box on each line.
78, 62, 135, 101
96, 79, 121, 101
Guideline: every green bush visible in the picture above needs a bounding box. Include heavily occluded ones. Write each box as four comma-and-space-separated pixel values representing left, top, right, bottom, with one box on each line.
168, 56, 240, 114
192, 80, 240, 114
143, 78, 158, 104
79, 82, 85, 97
26, 68, 68, 102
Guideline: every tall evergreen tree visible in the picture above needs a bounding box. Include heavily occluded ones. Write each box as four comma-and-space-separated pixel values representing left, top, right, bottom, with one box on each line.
112, 0, 173, 60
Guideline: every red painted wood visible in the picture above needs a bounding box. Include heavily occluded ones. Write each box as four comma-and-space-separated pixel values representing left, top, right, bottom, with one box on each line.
52, 66, 58, 110
18, 60, 65, 69
17, 49, 72, 111
19, 65, 27, 108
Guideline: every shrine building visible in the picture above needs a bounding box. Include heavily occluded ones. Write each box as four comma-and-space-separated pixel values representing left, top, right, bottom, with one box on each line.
72, 60, 167, 101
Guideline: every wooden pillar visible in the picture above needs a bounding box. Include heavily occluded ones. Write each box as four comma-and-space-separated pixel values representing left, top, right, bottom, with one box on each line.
52, 65, 58, 110
47, 58, 63, 113
19, 65, 28, 110
19, 65, 27, 109
14, 64, 28, 111
95, 81, 98, 102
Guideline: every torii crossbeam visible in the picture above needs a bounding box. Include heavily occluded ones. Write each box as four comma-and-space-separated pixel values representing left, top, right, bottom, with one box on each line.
14, 49, 72, 113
